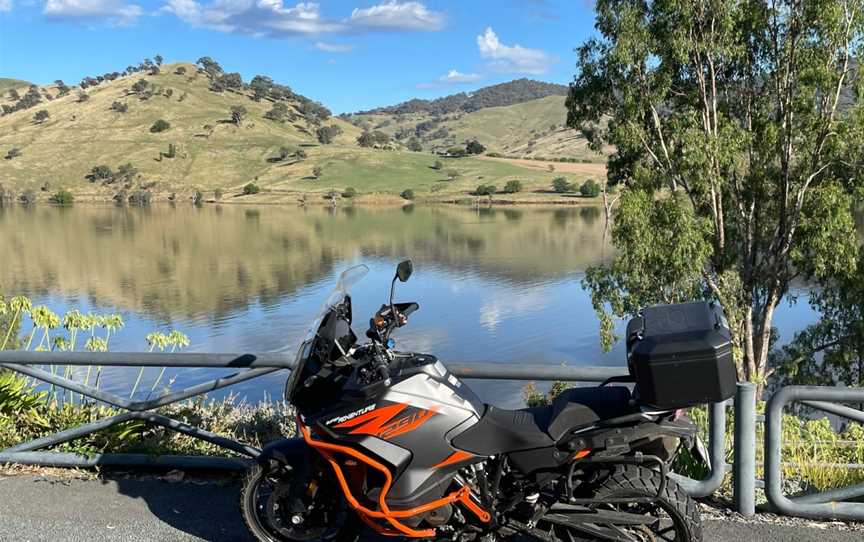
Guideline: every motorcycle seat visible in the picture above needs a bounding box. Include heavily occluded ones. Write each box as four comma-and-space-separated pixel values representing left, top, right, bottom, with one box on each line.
451, 386, 633, 455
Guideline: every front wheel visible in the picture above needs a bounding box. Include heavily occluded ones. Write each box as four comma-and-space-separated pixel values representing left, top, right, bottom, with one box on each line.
240, 462, 360, 542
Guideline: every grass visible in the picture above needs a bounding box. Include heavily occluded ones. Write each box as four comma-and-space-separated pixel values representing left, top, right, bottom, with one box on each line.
0, 78, 32, 94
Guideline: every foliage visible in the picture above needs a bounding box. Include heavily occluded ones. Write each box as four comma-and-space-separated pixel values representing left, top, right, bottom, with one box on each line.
341, 187, 357, 198
312, 166, 323, 179
48, 189, 74, 205
76, 91, 89, 103
263, 102, 290, 123
149, 119, 170, 133
431, 159, 443, 170
474, 184, 497, 196
243, 183, 260, 195
566, 0, 864, 386
446, 146, 467, 157
127, 190, 152, 206
230, 105, 247, 125
316, 124, 343, 145
130, 78, 149, 94
503, 180, 523, 194
174, 66, 187, 76
193, 191, 204, 206
579, 178, 601, 198
33, 109, 50, 124
110, 101, 128, 113
4, 147, 21, 160
400, 189, 415, 200
19, 190, 36, 205
551, 177, 572, 193
357, 130, 391, 148
406, 137, 423, 152
466, 139, 486, 155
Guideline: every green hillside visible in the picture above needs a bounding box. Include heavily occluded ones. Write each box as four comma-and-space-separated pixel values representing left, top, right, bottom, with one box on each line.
0, 78, 32, 93
348, 95, 601, 161
0, 62, 605, 204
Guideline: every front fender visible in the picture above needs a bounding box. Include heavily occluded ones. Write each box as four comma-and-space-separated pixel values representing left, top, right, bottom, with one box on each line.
257, 437, 314, 467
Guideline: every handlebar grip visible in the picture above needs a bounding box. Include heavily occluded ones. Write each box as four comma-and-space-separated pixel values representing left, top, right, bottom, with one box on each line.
373, 355, 391, 385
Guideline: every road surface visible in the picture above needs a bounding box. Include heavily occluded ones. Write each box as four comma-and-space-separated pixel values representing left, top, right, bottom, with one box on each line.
0, 474, 859, 542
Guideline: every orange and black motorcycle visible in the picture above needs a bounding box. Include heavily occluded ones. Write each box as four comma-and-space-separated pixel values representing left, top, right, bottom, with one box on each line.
240, 261, 736, 542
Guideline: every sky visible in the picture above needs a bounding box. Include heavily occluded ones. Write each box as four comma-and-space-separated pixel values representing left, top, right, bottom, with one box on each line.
0, 1, 597, 113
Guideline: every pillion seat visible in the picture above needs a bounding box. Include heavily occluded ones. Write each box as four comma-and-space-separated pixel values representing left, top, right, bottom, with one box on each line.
452, 386, 634, 455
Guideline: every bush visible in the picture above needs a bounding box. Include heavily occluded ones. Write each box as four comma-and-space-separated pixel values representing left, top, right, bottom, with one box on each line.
33, 110, 50, 124
446, 146, 467, 157
431, 160, 443, 170
312, 166, 323, 179
127, 190, 152, 206
48, 189, 74, 205
174, 66, 187, 75
150, 119, 170, 133
193, 190, 204, 206
110, 101, 128, 113
407, 137, 422, 152
76, 92, 89, 103
580, 178, 601, 198
552, 177, 572, 193
400, 189, 415, 200
466, 139, 486, 155
341, 187, 357, 198
474, 184, 497, 196
243, 183, 260, 195
503, 180, 523, 194
88, 164, 113, 181
214, 189, 223, 200
445, 169, 460, 181
19, 190, 36, 205
4, 147, 21, 160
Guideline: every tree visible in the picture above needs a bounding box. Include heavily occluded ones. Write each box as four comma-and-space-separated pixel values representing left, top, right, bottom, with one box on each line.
110, 101, 128, 113
88, 165, 114, 181
357, 130, 390, 148
316, 125, 342, 145
7, 89, 19, 101
466, 139, 486, 155
150, 119, 170, 133
131, 78, 149, 94
33, 110, 50, 124
249, 75, 273, 101
54, 80, 70, 97
117, 163, 138, 182
579, 179, 601, 198
243, 183, 260, 195
312, 166, 323, 179
342, 187, 357, 198
174, 66, 187, 76
551, 177, 571, 193
474, 185, 497, 196
154, 54, 163, 66
76, 92, 89, 103
230, 105, 247, 125
221, 72, 243, 90
400, 189, 415, 200
446, 146, 467, 157
407, 137, 422, 152
567, 0, 864, 390
503, 180, 523, 194
264, 103, 290, 122
49, 189, 74, 205
196, 57, 223, 78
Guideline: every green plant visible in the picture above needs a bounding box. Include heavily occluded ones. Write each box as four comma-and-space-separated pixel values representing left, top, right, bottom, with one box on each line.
149, 119, 170, 133
551, 177, 571, 193
400, 189, 415, 200
193, 190, 204, 206
163, 143, 176, 159
243, 183, 260, 195
431, 160, 443, 170
580, 179, 601, 198
341, 187, 357, 198
503, 180, 523, 194
48, 189, 74, 205
4, 147, 21, 160
474, 184, 497, 196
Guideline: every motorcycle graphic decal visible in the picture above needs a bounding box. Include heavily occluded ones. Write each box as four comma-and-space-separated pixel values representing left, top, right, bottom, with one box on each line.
432, 450, 474, 469
334, 402, 439, 441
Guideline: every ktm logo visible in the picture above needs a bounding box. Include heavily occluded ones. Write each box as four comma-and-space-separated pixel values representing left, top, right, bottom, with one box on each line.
334, 403, 438, 440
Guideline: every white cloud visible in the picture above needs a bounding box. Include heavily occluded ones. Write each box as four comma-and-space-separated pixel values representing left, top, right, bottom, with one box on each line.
44, 0, 142, 23
439, 69, 482, 83
476, 27, 555, 75
0, 0, 12, 13
314, 41, 353, 53
349, 0, 443, 31
163, 1, 445, 38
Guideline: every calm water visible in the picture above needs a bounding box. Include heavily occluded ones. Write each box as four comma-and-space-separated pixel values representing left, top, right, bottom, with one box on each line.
0, 204, 821, 407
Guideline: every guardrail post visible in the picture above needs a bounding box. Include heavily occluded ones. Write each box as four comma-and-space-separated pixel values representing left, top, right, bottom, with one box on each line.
733, 382, 756, 517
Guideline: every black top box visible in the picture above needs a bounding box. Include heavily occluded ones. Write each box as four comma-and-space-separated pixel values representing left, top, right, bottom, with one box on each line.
626, 301, 738, 409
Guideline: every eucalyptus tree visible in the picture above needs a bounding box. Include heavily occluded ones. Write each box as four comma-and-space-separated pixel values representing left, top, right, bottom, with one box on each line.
567, 0, 864, 390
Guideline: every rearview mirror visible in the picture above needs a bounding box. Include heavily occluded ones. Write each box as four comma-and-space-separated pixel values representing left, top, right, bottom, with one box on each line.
396, 260, 413, 282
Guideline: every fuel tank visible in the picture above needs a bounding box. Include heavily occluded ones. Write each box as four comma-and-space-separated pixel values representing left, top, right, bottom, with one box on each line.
311, 354, 486, 509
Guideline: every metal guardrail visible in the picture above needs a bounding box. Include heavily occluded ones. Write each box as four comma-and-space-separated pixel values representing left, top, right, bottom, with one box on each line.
764, 386, 864, 521
0, 350, 729, 498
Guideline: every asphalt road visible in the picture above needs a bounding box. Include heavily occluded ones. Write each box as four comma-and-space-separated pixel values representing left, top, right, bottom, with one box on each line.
0, 474, 860, 542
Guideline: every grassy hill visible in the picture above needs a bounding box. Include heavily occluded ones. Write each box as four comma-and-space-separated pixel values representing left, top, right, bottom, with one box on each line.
0, 63, 604, 204
0, 78, 32, 94
347, 95, 602, 161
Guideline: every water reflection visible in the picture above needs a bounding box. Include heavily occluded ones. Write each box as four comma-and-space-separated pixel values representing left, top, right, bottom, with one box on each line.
0, 204, 827, 406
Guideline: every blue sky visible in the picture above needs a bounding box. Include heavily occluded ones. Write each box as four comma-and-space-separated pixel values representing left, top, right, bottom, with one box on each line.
0, 1, 597, 113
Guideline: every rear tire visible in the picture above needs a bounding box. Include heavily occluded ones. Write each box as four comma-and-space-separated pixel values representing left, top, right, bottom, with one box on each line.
588, 465, 701, 542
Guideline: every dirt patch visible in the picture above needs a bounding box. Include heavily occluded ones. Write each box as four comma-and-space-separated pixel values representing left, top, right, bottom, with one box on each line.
477, 155, 607, 176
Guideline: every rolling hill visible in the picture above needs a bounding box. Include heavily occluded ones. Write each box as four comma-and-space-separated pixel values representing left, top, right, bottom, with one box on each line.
0, 62, 604, 204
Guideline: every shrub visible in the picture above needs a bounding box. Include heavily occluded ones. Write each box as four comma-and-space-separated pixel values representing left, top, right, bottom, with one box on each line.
47, 189, 73, 205
312, 166, 323, 179
33, 110, 50, 124
127, 190, 152, 206
214, 189, 223, 200
76, 92, 89, 103
400, 189, 415, 200
243, 183, 260, 195
230, 105, 247, 125
88, 164, 114, 181
580, 178, 601, 198
552, 177, 572, 193
193, 190, 204, 206
407, 137, 422, 152
110, 101, 128, 113
474, 184, 497, 196
503, 180, 523, 194
466, 139, 486, 155
431, 160, 444, 170
150, 119, 170, 133
19, 190, 36, 205
174, 66, 187, 75
445, 169, 460, 181
4, 148, 21, 160
341, 187, 357, 198
446, 146, 467, 157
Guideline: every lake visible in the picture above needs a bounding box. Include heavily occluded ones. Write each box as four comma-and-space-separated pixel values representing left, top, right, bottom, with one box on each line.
0, 204, 822, 407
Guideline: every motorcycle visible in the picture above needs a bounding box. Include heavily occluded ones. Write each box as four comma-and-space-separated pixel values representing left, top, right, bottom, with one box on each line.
241, 261, 736, 541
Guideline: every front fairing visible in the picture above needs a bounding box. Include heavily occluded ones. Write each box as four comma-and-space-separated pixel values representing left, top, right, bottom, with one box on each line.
285, 265, 369, 403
